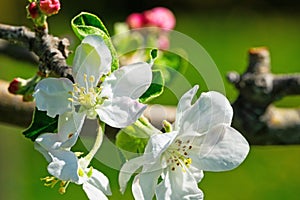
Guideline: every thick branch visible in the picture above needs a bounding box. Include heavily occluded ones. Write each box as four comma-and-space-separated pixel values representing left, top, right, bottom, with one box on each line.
0, 23, 73, 80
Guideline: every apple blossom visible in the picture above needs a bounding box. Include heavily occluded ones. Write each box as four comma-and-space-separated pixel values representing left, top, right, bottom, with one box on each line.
33, 34, 152, 135
119, 85, 249, 200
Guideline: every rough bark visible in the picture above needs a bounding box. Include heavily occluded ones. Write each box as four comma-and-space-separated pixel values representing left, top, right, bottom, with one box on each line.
227, 47, 300, 144
0, 23, 73, 80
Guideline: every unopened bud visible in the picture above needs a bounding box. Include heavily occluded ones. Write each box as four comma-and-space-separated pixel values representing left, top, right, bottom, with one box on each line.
126, 13, 145, 29
8, 78, 27, 94
39, 0, 61, 16
27, 2, 40, 19
143, 7, 176, 30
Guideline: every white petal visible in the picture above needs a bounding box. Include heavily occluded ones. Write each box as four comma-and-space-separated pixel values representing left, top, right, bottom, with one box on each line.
34, 112, 86, 153
33, 78, 73, 118
119, 156, 145, 194
101, 62, 152, 99
72, 35, 112, 87
179, 91, 233, 134
34, 142, 52, 162
96, 96, 146, 128
35, 133, 63, 151
132, 167, 162, 200
87, 168, 111, 195
175, 85, 199, 130
144, 131, 177, 162
83, 181, 109, 200
191, 124, 249, 172
59, 112, 86, 149
47, 150, 79, 182
156, 168, 203, 200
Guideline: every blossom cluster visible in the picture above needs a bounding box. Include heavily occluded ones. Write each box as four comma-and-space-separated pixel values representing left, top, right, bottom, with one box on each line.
26, 0, 60, 28
30, 7, 250, 200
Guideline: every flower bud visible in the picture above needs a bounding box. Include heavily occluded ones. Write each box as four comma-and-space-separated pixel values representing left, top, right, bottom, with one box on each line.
39, 0, 61, 16
8, 75, 41, 102
143, 7, 176, 30
8, 78, 27, 94
126, 13, 145, 29
27, 2, 40, 19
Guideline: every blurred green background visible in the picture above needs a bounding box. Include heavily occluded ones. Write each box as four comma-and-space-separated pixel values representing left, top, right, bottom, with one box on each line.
1, 0, 300, 199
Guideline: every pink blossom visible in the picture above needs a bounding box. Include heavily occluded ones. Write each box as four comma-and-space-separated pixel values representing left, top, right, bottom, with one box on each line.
126, 13, 145, 29
143, 7, 176, 30
39, 0, 61, 16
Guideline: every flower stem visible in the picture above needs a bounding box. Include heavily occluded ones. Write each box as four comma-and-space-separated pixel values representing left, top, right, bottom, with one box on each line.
84, 119, 105, 164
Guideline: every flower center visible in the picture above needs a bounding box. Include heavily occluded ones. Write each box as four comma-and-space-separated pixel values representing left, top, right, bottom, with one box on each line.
165, 138, 193, 172
68, 74, 106, 119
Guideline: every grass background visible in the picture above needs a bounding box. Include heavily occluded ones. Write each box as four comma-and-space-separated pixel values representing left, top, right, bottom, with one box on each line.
1, 1, 300, 199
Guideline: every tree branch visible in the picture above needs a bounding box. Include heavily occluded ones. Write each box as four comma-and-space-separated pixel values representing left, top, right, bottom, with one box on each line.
0, 23, 73, 80
227, 47, 300, 144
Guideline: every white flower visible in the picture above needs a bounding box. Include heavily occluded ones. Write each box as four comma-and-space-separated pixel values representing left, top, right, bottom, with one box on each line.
43, 150, 111, 200
33, 34, 152, 132
35, 118, 111, 200
119, 85, 250, 200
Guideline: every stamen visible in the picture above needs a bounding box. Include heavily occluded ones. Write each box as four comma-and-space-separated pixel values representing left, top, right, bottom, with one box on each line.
89, 75, 95, 83
58, 181, 70, 195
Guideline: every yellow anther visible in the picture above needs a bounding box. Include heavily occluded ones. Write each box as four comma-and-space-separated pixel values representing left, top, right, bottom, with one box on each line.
84, 74, 87, 82
89, 75, 95, 83
78, 168, 85, 177
68, 91, 74, 95
80, 87, 85, 92
89, 87, 95, 93
41, 176, 59, 188
68, 98, 74, 102
74, 152, 84, 157
59, 187, 66, 194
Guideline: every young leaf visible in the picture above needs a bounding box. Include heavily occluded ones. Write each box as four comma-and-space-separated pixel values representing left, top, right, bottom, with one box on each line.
139, 70, 164, 103
71, 12, 119, 71
71, 12, 109, 37
23, 108, 58, 141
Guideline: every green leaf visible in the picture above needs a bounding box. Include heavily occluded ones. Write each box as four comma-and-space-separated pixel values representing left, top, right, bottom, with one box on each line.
139, 70, 165, 103
71, 12, 119, 71
23, 108, 58, 141
71, 12, 109, 37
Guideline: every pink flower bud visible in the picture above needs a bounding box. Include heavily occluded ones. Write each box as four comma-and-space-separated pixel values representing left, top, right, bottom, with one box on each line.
126, 13, 145, 29
28, 2, 39, 19
39, 0, 61, 16
8, 78, 27, 94
143, 7, 176, 30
